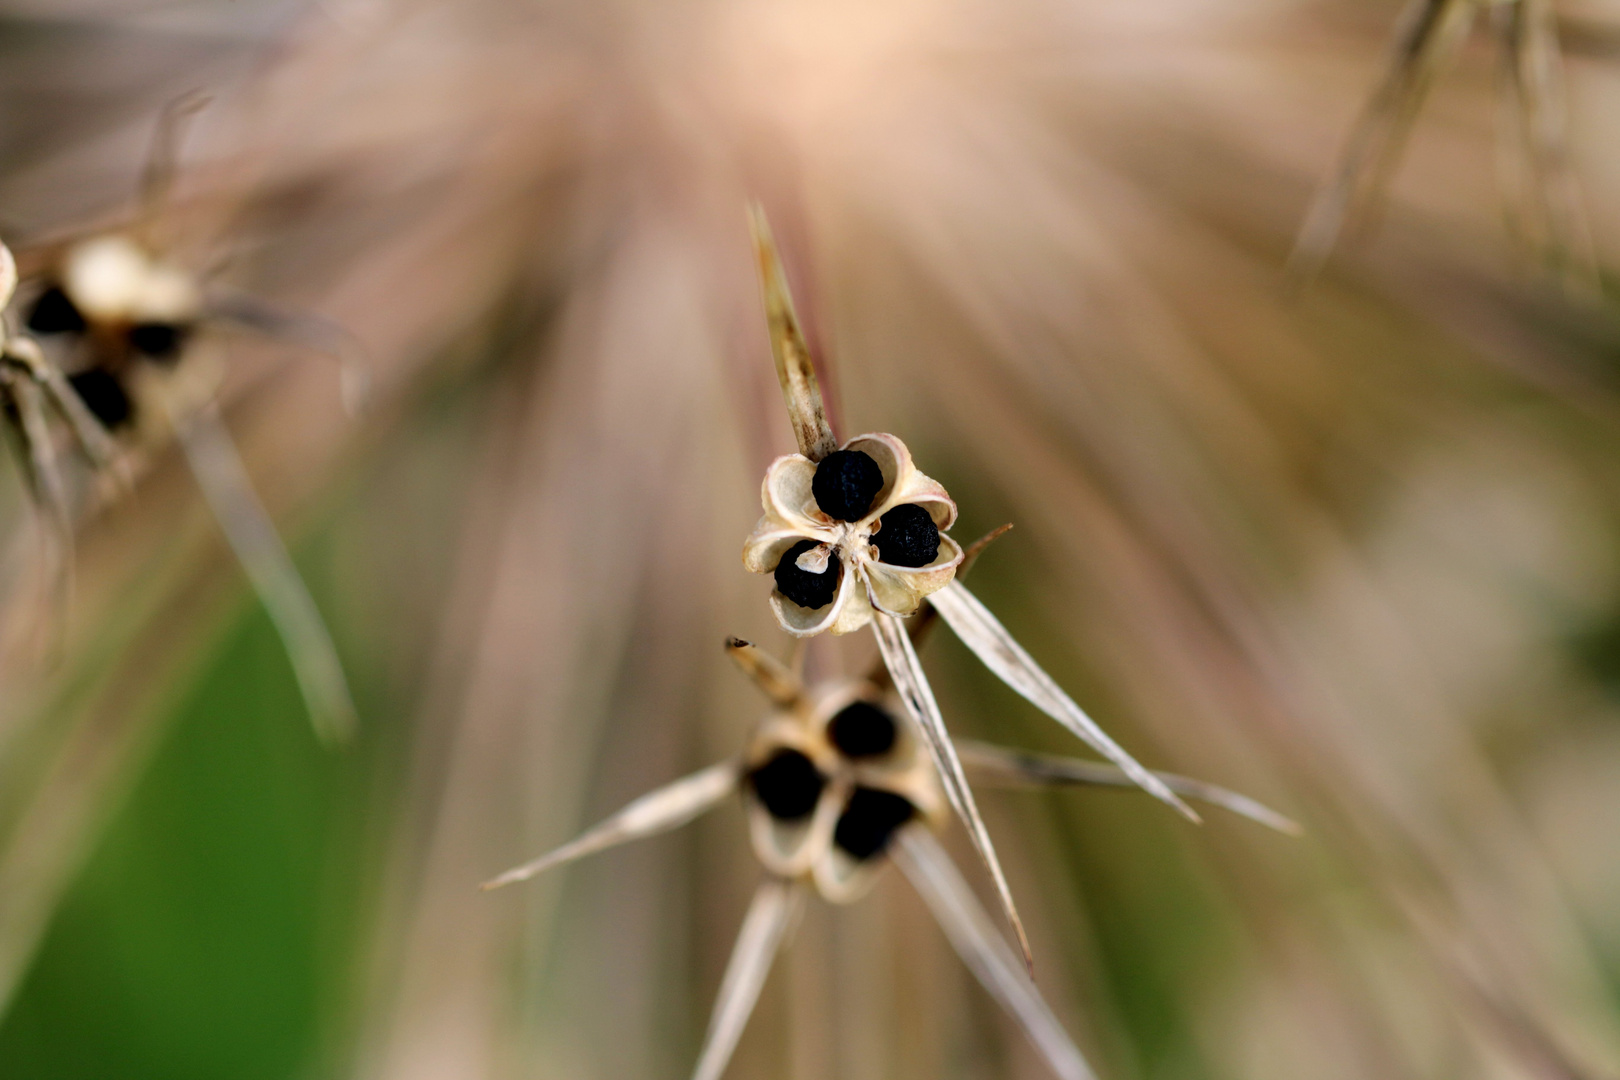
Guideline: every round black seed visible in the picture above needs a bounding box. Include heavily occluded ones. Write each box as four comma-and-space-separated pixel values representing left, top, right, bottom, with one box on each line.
832, 788, 915, 861
811, 449, 884, 521
773, 538, 840, 610
68, 369, 133, 429
26, 287, 87, 335
872, 503, 939, 568
827, 701, 897, 759
128, 322, 188, 362
748, 749, 826, 821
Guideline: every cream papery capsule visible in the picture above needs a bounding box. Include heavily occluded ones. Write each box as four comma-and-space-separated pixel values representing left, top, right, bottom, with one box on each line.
483, 635, 1297, 1080
8, 97, 365, 746
739, 205, 1208, 973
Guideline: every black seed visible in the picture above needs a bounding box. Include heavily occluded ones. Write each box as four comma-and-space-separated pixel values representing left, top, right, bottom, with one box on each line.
811, 449, 884, 521
68, 369, 133, 429
872, 503, 939, 568
749, 749, 826, 821
827, 701, 897, 758
833, 787, 915, 860
774, 538, 839, 610
27, 287, 86, 335
128, 322, 187, 362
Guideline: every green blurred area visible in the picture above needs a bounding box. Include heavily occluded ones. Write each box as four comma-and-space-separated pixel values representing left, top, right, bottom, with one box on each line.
0, 597, 374, 1080
0, 364, 493, 1080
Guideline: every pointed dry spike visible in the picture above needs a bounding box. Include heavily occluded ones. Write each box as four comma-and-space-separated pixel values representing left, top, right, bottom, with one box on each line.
5, 371, 74, 646
955, 741, 1303, 836
210, 292, 373, 415
1492, 2, 1539, 263
8, 373, 69, 531
1287, 0, 1474, 285
959, 523, 1015, 579
4, 337, 119, 474
40, 364, 119, 475
0, 240, 16, 310
691, 877, 803, 1080
1503, 0, 1600, 292
746, 204, 837, 462
867, 523, 1016, 689
171, 401, 358, 745
724, 638, 805, 708
895, 831, 1098, 1080
872, 612, 1033, 973
482, 761, 739, 891
138, 90, 210, 233
929, 582, 1200, 823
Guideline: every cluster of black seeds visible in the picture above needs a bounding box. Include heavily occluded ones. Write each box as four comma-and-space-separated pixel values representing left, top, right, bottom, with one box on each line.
774, 538, 839, 610
832, 788, 915, 860
68, 370, 133, 429
27, 287, 86, 335
28, 282, 189, 361
872, 503, 939, 567
811, 449, 883, 521
129, 322, 189, 361
748, 749, 826, 820
826, 701, 897, 758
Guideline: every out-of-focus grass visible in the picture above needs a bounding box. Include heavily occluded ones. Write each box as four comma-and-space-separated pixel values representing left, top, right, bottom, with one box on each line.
0, 1, 1618, 1078
0, 344, 502, 1078
0, 596, 371, 1080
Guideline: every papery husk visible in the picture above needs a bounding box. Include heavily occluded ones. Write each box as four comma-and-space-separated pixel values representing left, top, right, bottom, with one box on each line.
482, 761, 741, 891
748, 205, 837, 462
864, 533, 963, 618
872, 611, 1032, 971
844, 432, 957, 531
895, 831, 1097, 1080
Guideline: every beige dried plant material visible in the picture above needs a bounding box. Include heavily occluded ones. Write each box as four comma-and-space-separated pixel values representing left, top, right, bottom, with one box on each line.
170, 400, 358, 745
741, 207, 1210, 966
871, 609, 1031, 966
894, 830, 1099, 1080
484, 635, 1295, 1080
5, 103, 365, 743
0, 239, 122, 649
743, 432, 965, 636
748, 205, 838, 463
691, 877, 804, 1080
955, 741, 1301, 836
1291, 0, 1596, 290
927, 581, 1198, 822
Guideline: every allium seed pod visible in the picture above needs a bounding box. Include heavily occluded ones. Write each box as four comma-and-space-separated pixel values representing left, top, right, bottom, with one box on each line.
482, 636, 1296, 1080
3, 97, 364, 745
743, 431, 964, 636
740, 204, 1219, 972
742, 679, 945, 903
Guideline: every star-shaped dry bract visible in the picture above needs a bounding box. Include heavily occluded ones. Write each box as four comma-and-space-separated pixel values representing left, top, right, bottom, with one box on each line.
740, 205, 1209, 968
5, 98, 363, 743
483, 637, 1297, 1080
1290, 0, 1594, 290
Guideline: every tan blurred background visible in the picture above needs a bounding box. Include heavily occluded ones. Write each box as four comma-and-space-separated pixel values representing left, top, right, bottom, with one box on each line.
0, 0, 1618, 1078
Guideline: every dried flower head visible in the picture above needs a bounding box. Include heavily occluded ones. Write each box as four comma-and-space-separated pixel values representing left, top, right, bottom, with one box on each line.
743, 432, 963, 635
5, 99, 361, 743
1291, 0, 1595, 290
0, 238, 121, 634
741, 206, 1208, 968
484, 636, 1296, 1080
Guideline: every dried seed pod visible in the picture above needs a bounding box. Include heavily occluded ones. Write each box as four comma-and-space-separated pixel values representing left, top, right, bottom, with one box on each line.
741, 206, 1211, 974
743, 430, 963, 637
484, 637, 1295, 1080
6, 101, 365, 744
